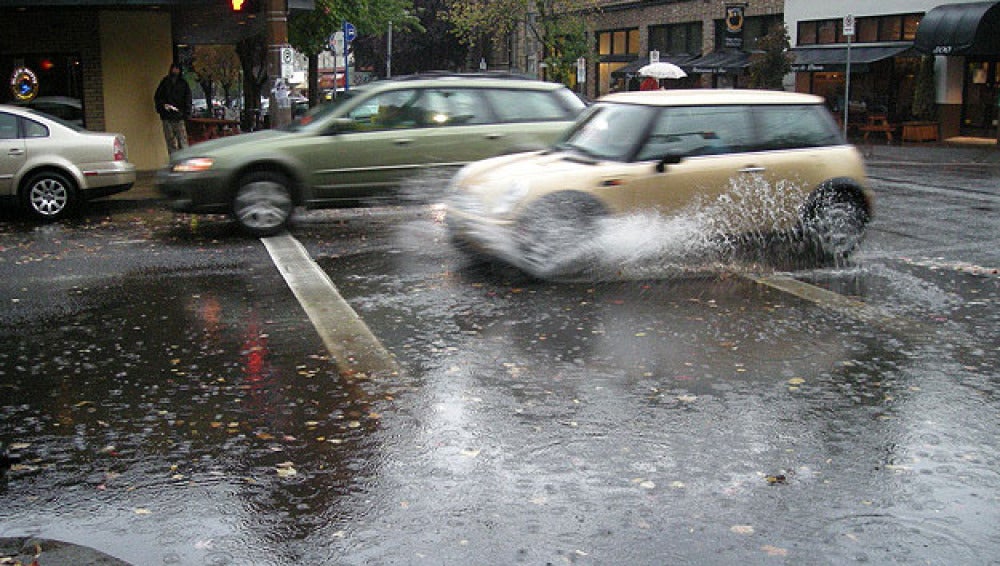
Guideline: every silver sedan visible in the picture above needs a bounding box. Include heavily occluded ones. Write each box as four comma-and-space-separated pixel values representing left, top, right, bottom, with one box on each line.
0, 104, 136, 220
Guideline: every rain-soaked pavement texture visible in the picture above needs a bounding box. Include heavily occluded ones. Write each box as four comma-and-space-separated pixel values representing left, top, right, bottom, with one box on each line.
1, 193, 999, 564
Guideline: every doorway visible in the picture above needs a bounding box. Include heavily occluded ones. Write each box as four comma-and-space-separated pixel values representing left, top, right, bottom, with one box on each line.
962, 60, 999, 137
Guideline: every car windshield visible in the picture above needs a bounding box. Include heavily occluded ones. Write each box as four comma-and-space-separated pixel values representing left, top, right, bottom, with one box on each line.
556, 102, 656, 161
283, 89, 364, 132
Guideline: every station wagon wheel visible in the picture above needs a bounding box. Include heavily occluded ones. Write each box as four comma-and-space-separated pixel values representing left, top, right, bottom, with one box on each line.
232, 171, 294, 237
515, 193, 607, 278
800, 189, 870, 259
22, 171, 77, 221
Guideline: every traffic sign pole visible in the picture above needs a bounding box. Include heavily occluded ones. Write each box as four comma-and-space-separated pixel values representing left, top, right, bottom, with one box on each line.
343, 21, 356, 92
843, 14, 855, 138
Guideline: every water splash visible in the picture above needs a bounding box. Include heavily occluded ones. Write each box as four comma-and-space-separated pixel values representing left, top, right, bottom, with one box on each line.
445, 174, 853, 281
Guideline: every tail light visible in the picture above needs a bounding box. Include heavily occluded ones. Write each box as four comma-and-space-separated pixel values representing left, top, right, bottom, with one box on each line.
114, 136, 127, 161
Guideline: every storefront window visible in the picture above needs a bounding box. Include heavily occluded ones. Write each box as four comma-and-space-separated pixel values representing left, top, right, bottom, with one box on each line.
597, 29, 639, 56
798, 21, 817, 45
902, 14, 921, 40
650, 22, 702, 55
879, 16, 903, 41
1, 53, 84, 127
797, 14, 923, 46
817, 21, 838, 44
857, 18, 879, 43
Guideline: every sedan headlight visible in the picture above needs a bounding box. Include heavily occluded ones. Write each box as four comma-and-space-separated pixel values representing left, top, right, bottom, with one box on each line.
492, 179, 531, 215
172, 157, 215, 173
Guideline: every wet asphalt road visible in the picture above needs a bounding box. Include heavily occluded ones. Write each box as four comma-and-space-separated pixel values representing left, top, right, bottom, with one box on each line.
1, 160, 999, 565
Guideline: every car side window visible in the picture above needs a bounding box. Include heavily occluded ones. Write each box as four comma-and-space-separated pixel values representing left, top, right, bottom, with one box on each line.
752, 105, 842, 150
482, 89, 573, 122
0, 112, 17, 140
422, 89, 491, 126
347, 89, 424, 130
22, 117, 49, 138
636, 106, 753, 160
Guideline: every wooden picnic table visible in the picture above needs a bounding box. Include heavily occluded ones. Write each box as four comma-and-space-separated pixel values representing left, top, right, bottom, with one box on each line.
186, 117, 241, 144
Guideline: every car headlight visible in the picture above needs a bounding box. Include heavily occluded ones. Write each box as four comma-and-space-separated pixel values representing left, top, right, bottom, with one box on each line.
172, 157, 215, 173
492, 179, 531, 215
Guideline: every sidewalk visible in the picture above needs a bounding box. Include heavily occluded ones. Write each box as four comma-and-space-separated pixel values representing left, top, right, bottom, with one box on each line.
108, 169, 159, 203
860, 136, 1000, 167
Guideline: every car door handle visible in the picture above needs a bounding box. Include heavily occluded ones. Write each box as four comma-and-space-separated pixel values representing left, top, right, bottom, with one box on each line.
8, 148, 24, 156
739, 166, 765, 173
394, 138, 414, 145
485, 133, 505, 140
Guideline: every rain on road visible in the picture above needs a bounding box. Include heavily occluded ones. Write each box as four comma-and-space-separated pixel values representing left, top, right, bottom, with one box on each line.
1, 162, 999, 565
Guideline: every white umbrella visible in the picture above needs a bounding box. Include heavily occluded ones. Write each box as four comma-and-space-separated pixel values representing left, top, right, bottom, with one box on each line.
638, 61, 687, 80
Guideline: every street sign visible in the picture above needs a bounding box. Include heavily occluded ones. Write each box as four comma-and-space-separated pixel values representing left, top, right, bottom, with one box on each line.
650, 50, 660, 64
576, 57, 586, 85
343, 21, 356, 43
843, 14, 855, 36
280, 47, 295, 79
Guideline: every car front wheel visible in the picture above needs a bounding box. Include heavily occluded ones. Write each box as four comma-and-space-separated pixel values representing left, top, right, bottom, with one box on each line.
22, 171, 77, 221
800, 189, 870, 259
515, 193, 607, 278
232, 171, 294, 237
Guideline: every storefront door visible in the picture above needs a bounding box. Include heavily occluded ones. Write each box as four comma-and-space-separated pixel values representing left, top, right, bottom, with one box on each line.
962, 60, 1000, 137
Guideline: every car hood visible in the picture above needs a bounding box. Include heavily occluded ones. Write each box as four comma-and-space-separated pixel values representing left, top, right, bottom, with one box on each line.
172, 129, 292, 159
460, 150, 611, 191
458, 150, 637, 197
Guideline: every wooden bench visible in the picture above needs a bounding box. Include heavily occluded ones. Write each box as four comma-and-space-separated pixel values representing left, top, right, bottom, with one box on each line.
859, 114, 895, 143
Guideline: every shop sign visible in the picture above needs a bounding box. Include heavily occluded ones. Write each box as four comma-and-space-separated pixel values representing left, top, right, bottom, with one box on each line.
724, 5, 745, 50
10, 67, 39, 102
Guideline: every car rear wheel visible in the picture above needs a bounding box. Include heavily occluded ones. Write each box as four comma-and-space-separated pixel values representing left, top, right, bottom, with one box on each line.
22, 171, 77, 221
232, 171, 294, 237
515, 193, 607, 277
800, 189, 869, 259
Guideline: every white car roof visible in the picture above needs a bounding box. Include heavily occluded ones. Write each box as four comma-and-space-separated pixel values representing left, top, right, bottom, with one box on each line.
600, 89, 826, 106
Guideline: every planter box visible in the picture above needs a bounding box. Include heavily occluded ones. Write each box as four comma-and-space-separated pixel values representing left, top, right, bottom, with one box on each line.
901, 122, 939, 142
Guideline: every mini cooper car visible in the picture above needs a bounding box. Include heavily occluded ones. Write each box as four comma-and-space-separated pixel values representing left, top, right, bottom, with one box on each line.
156, 74, 586, 236
0, 104, 135, 220
446, 89, 872, 275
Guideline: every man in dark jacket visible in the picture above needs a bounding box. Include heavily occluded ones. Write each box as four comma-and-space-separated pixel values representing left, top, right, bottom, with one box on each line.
154, 62, 192, 156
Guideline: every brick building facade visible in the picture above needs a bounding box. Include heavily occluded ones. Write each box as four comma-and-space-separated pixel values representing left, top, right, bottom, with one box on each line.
586, 0, 784, 97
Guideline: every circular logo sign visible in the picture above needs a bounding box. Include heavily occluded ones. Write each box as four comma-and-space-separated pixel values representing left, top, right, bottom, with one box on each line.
10, 67, 39, 102
725, 7, 744, 33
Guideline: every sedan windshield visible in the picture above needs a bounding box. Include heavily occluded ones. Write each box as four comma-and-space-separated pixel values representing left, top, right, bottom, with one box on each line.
284, 89, 363, 132
557, 103, 657, 161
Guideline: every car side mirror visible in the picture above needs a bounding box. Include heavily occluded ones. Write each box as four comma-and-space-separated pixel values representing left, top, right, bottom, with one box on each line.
656, 153, 683, 173
325, 117, 358, 135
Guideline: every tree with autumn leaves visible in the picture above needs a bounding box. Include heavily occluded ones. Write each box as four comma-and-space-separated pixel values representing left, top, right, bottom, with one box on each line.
289, 0, 419, 105
443, 0, 596, 86
192, 45, 242, 116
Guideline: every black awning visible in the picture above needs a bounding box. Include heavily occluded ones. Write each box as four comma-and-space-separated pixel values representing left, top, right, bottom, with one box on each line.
611, 54, 698, 78
914, 1, 1000, 56
682, 50, 750, 74
790, 45, 917, 72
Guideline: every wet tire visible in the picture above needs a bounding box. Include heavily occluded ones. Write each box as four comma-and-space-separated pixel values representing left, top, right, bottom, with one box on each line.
515, 193, 607, 277
800, 189, 869, 260
21, 171, 77, 221
232, 171, 294, 237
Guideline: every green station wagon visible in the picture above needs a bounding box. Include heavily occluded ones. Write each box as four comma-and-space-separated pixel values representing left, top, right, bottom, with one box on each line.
156, 74, 586, 236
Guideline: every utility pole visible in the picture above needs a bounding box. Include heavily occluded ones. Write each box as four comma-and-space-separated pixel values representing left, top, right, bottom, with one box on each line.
266, 0, 292, 128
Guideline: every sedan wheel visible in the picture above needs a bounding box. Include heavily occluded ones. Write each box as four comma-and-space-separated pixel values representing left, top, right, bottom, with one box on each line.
23, 172, 77, 221
233, 171, 294, 237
